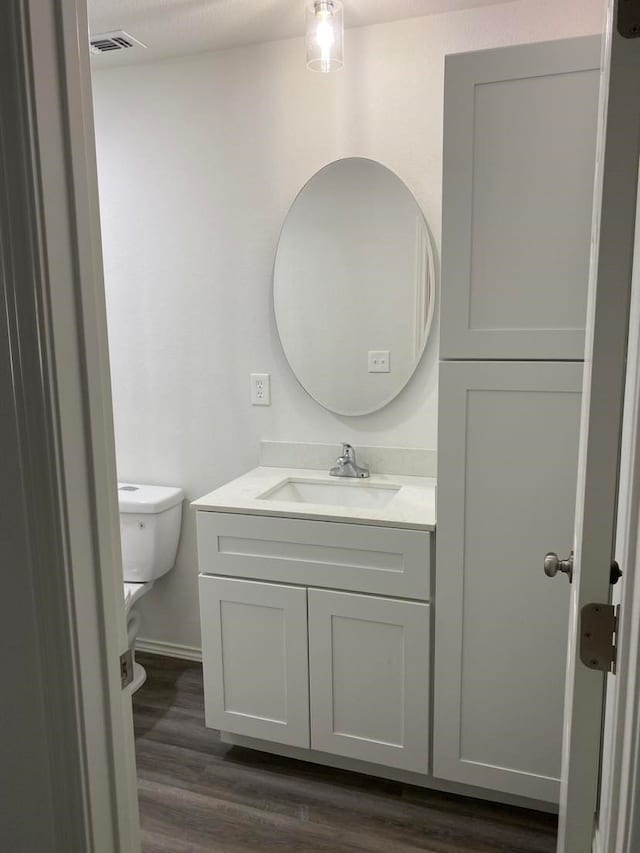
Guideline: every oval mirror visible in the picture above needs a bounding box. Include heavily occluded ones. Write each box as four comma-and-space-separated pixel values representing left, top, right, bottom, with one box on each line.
274, 158, 435, 416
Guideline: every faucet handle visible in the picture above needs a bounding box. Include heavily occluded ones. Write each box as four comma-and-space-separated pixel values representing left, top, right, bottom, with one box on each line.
341, 443, 354, 459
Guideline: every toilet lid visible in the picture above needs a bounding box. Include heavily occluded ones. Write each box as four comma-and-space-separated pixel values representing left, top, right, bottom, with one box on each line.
118, 483, 183, 514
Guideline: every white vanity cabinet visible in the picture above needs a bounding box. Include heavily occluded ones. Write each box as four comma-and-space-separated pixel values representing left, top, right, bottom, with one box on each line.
196, 509, 432, 775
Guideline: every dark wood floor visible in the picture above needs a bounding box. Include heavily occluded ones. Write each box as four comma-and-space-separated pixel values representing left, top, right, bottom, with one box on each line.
133, 653, 557, 853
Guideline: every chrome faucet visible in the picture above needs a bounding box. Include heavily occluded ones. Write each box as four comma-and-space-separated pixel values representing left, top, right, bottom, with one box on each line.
330, 443, 370, 479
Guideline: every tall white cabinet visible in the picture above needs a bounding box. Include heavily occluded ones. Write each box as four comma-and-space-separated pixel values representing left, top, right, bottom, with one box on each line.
434, 36, 600, 803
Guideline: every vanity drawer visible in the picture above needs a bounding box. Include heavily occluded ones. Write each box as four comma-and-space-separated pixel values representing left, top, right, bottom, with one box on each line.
196, 512, 430, 600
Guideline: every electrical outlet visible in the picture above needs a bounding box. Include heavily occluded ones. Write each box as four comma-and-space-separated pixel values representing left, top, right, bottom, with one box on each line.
368, 350, 390, 373
250, 373, 271, 405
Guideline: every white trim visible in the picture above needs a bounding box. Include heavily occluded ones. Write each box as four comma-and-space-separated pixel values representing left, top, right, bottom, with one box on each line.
601, 159, 640, 853
50, 0, 141, 846
136, 639, 203, 662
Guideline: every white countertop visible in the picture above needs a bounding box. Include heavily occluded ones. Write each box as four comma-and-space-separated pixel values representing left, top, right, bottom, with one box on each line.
192, 467, 436, 530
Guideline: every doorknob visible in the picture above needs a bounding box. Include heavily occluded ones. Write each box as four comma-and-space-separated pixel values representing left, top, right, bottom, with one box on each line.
544, 551, 573, 583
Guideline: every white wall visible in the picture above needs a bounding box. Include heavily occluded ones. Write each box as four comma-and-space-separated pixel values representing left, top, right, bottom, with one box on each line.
92, 0, 604, 650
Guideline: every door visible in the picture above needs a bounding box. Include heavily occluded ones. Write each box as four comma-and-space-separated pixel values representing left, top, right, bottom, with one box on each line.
308, 589, 430, 773
199, 576, 310, 747
440, 36, 600, 361
2, 0, 140, 850
558, 4, 640, 851
434, 361, 583, 802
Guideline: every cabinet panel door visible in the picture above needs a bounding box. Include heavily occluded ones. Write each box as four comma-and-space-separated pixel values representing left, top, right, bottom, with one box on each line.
199, 576, 309, 747
308, 589, 430, 773
433, 361, 582, 802
440, 36, 600, 360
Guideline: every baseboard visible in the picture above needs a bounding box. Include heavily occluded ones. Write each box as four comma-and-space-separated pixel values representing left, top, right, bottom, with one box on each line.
135, 637, 202, 662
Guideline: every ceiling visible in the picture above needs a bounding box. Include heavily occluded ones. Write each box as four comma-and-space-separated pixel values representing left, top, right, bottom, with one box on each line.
88, 0, 513, 65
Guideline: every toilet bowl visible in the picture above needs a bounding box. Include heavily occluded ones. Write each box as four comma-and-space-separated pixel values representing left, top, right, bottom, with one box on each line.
118, 482, 184, 692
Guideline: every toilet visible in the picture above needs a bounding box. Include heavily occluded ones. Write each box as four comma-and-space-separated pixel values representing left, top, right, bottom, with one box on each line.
118, 482, 184, 692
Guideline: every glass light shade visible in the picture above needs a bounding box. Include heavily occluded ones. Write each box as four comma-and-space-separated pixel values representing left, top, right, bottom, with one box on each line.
306, 1, 343, 73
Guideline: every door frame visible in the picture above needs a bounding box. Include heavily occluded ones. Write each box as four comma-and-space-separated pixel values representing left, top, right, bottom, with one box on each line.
4, 0, 640, 851
1, 0, 139, 850
595, 168, 640, 853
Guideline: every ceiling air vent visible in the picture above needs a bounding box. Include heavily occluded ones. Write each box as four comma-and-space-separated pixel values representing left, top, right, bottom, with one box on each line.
90, 31, 146, 55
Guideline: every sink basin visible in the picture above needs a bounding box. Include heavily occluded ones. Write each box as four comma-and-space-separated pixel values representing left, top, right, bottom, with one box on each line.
258, 478, 401, 509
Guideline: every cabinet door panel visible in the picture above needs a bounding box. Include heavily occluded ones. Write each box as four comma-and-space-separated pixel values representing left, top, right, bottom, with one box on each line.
199, 576, 309, 747
309, 589, 430, 773
433, 361, 582, 802
440, 37, 600, 360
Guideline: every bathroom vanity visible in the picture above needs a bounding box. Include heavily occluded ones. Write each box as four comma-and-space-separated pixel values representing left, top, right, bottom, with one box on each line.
193, 468, 436, 777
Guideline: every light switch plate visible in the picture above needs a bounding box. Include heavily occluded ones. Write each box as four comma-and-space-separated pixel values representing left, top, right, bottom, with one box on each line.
368, 350, 390, 373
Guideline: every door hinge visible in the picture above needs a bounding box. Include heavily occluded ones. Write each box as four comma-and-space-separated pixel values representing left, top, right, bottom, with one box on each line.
120, 648, 134, 689
580, 603, 619, 674
618, 0, 640, 39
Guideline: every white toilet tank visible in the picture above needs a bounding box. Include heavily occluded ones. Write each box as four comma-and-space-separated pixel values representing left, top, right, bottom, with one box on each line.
118, 483, 184, 583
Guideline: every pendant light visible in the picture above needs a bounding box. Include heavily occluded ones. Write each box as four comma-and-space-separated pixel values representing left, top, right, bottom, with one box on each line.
306, 1, 344, 73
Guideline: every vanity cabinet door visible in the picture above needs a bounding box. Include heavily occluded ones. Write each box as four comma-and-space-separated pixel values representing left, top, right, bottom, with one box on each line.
308, 589, 430, 773
433, 361, 582, 802
199, 576, 309, 748
440, 36, 600, 360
